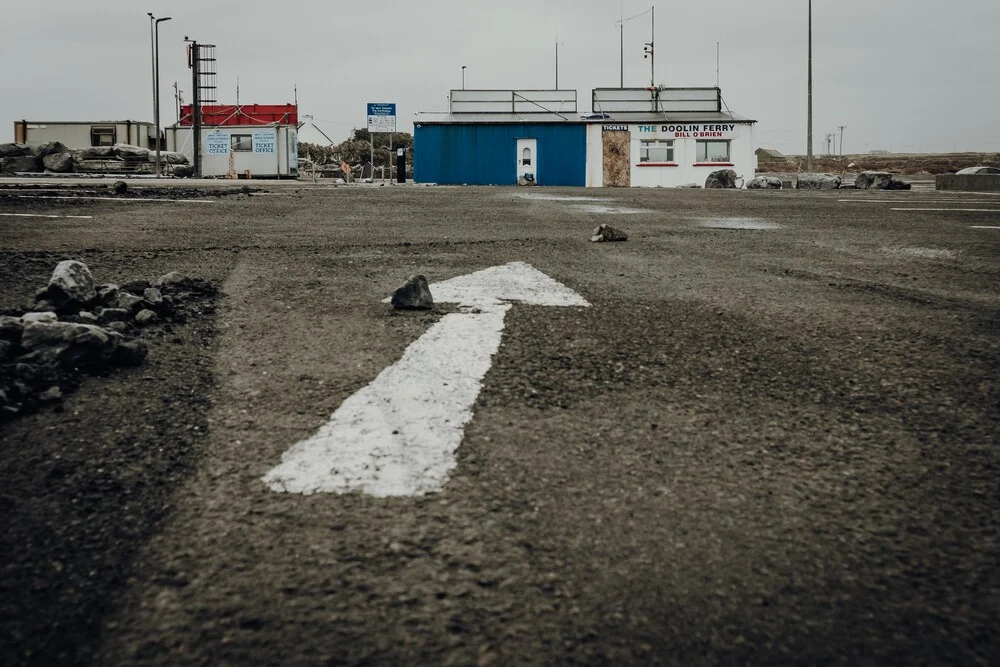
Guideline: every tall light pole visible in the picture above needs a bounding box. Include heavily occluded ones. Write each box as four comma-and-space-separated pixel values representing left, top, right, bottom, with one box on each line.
642, 6, 654, 88
149, 14, 172, 177
461, 65, 466, 90
617, 7, 652, 88
807, 0, 813, 172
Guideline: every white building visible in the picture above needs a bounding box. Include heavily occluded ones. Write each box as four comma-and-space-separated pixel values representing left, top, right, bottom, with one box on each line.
584, 88, 757, 188
13, 120, 157, 150
165, 104, 299, 179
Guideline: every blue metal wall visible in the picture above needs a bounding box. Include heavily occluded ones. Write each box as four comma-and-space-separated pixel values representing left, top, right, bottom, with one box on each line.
414, 123, 586, 186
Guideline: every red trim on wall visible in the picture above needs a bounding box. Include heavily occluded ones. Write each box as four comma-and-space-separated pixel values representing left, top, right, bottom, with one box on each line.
693, 162, 735, 167
636, 162, 679, 167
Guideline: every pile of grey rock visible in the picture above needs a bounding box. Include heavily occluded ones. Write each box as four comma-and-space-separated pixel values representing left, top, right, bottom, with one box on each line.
853, 171, 912, 190
0, 142, 193, 177
1, 261, 215, 420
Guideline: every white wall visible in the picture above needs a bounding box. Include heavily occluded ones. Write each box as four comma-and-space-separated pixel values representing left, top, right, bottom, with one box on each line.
167, 125, 297, 177
586, 122, 756, 188
19, 122, 153, 149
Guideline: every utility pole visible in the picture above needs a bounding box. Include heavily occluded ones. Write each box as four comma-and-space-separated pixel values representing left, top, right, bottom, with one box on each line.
643, 6, 655, 87
807, 0, 813, 172
838, 125, 847, 159
187, 39, 202, 178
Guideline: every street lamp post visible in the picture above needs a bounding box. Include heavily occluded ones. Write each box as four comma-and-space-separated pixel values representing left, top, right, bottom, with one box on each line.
152, 16, 172, 177
462, 65, 466, 90
807, 0, 813, 172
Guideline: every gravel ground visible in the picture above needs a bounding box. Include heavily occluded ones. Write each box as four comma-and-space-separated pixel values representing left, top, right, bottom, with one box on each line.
1, 182, 998, 666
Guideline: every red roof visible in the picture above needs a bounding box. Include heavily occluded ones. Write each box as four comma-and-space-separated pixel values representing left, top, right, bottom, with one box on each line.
178, 104, 298, 126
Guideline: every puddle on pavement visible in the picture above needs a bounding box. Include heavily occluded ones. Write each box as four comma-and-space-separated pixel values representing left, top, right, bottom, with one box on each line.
513, 193, 603, 202
576, 204, 647, 215
882, 246, 956, 260
701, 218, 781, 230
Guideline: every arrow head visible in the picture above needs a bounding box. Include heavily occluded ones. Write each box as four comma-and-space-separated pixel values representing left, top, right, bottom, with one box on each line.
429, 262, 590, 308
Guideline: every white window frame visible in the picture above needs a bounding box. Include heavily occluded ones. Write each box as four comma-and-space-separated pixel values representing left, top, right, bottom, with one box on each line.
231, 134, 253, 152
696, 140, 731, 163
639, 139, 675, 164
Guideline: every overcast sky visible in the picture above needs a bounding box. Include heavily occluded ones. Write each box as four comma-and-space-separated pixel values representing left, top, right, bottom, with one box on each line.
2, 0, 997, 154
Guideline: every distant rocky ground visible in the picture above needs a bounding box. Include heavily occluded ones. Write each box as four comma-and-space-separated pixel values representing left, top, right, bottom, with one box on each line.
758, 152, 1000, 176
0, 142, 193, 177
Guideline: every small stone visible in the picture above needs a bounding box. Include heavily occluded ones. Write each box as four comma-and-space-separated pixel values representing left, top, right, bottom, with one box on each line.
155, 271, 194, 289
98, 308, 130, 323
116, 292, 144, 312
112, 340, 148, 366
122, 280, 151, 294
112, 180, 128, 194
391, 275, 434, 310
97, 285, 120, 306
39, 386, 63, 402
0, 316, 24, 342
31, 300, 58, 313
47, 260, 97, 307
142, 287, 163, 305
78, 311, 99, 324
135, 309, 159, 326
22, 312, 58, 324
590, 224, 628, 242
107, 321, 129, 333
0, 340, 12, 360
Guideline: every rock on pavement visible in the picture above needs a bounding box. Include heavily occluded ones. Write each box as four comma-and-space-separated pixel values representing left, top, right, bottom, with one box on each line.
796, 173, 843, 190
47, 260, 97, 308
705, 169, 739, 189
391, 275, 434, 310
590, 224, 629, 242
747, 176, 783, 189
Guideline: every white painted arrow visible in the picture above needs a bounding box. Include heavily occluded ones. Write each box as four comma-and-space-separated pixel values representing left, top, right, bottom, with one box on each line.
262, 262, 590, 497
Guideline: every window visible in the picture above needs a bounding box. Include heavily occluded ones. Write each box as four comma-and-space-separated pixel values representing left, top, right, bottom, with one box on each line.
696, 140, 731, 163
522, 147, 532, 166
231, 134, 253, 152
640, 139, 674, 163
90, 126, 116, 147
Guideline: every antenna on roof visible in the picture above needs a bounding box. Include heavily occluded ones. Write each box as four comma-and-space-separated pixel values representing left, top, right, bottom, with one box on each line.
236, 75, 240, 105
716, 42, 720, 88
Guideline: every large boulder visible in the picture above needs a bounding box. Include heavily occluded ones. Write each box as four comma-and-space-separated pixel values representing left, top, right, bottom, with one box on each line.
42, 152, 76, 173
705, 169, 739, 189
0, 143, 32, 158
1, 155, 42, 173
20, 321, 120, 366
112, 143, 150, 158
158, 151, 189, 165
855, 171, 894, 190
747, 176, 783, 189
170, 164, 195, 177
47, 260, 97, 308
795, 173, 842, 190
885, 179, 912, 191
35, 141, 69, 159
75, 146, 115, 159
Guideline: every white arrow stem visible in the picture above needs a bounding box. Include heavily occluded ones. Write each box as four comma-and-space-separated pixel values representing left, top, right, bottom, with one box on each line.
263, 303, 512, 497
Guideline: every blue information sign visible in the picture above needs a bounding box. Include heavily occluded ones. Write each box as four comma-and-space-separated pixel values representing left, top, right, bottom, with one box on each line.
367, 103, 396, 133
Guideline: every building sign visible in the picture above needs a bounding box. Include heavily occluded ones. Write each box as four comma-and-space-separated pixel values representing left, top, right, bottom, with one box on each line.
636, 124, 739, 139
206, 130, 229, 155
602, 125, 629, 132
253, 129, 277, 154
367, 103, 396, 133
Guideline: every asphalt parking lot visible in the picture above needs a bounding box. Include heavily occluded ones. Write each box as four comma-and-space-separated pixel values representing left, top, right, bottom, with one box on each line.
1, 180, 998, 666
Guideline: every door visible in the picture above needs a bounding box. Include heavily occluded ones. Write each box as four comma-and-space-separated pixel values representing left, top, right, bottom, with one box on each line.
516, 138, 537, 185
602, 130, 631, 187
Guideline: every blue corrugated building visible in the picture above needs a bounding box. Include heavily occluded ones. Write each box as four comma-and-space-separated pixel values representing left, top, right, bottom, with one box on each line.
414, 90, 587, 187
